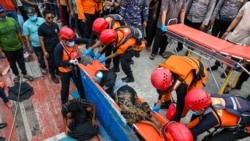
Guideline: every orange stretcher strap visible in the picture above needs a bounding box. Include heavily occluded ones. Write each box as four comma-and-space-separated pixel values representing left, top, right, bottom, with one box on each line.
220, 45, 250, 61
167, 24, 234, 52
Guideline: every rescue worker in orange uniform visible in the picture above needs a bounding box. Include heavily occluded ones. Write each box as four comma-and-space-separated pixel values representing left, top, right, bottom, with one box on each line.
54, 27, 88, 104
151, 54, 208, 121
85, 14, 125, 69
98, 26, 146, 83
185, 88, 250, 141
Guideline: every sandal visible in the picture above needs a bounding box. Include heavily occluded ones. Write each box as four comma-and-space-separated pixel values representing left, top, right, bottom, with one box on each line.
23, 74, 34, 81
149, 54, 155, 60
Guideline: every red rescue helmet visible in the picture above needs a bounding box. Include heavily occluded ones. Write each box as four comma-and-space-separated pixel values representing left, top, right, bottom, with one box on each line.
151, 68, 172, 91
92, 18, 109, 34
163, 121, 193, 141
100, 29, 117, 45
59, 27, 76, 41
185, 88, 212, 111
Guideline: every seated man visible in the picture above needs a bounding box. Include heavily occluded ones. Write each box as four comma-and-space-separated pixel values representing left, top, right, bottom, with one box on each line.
93, 70, 162, 135
61, 98, 100, 141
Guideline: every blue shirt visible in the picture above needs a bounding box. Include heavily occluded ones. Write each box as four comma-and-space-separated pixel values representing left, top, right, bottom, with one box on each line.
23, 17, 45, 47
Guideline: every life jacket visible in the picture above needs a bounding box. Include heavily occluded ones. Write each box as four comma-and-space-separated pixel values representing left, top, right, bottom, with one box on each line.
115, 26, 144, 52
159, 55, 206, 87
58, 43, 79, 73
188, 95, 250, 133
0, 81, 4, 89
104, 14, 125, 29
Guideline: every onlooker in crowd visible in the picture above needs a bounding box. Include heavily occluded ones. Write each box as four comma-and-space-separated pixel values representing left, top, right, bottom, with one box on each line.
0, 80, 13, 108
76, 0, 103, 38
54, 27, 87, 104
149, 0, 185, 60
0, 122, 7, 141
16, 0, 29, 21
102, 0, 120, 15
98, 27, 146, 83
57, 0, 69, 27
21, 0, 42, 17
185, 0, 216, 31
145, 0, 160, 50
85, 14, 125, 69
94, 70, 163, 135
185, 88, 250, 140
151, 54, 208, 121
119, 0, 149, 34
44, 0, 60, 21
222, 1, 250, 45
61, 98, 100, 141
208, 0, 245, 71
23, 8, 47, 75
0, 0, 19, 22
0, 5, 33, 83
38, 9, 60, 83
218, 1, 250, 80
68, 0, 80, 35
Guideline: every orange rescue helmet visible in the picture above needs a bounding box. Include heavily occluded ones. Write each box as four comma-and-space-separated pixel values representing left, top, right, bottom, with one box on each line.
163, 121, 193, 141
151, 68, 172, 91
185, 88, 212, 111
92, 18, 109, 34
100, 29, 117, 46
59, 27, 76, 41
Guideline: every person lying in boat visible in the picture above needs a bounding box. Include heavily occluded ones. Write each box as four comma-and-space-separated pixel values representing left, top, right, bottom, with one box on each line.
93, 70, 162, 135
61, 98, 100, 141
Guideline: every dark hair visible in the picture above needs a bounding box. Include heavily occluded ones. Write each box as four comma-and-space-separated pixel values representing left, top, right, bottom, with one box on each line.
42, 8, 54, 17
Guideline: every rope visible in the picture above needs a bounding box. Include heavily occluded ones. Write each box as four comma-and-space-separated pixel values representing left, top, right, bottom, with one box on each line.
7, 75, 23, 141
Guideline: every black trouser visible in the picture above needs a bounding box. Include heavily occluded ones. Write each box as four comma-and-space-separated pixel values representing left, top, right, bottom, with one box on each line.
3, 48, 27, 76
82, 13, 98, 38
47, 51, 56, 76
145, 9, 157, 47
120, 49, 136, 75
18, 6, 28, 21
212, 19, 232, 67
60, 5, 69, 26
112, 55, 121, 69
204, 128, 249, 141
33, 47, 46, 69
235, 64, 250, 89
185, 18, 202, 30
212, 19, 231, 38
151, 28, 168, 55
103, 44, 114, 68
60, 67, 85, 104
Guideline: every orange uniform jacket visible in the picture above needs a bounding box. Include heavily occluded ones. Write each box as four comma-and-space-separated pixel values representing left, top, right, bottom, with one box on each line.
76, 0, 103, 20
115, 28, 145, 55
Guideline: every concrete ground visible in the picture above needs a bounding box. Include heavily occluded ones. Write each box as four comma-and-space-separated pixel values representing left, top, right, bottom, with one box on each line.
112, 42, 250, 141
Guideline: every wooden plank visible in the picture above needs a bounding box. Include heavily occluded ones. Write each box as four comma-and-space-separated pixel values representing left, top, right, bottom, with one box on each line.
19, 101, 33, 141
12, 102, 28, 141
23, 100, 41, 136
25, 61, 42, 78
28, 61, 43, 78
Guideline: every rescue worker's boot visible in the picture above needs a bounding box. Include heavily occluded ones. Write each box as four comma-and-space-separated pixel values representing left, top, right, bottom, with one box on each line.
122, 73, 134, 83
